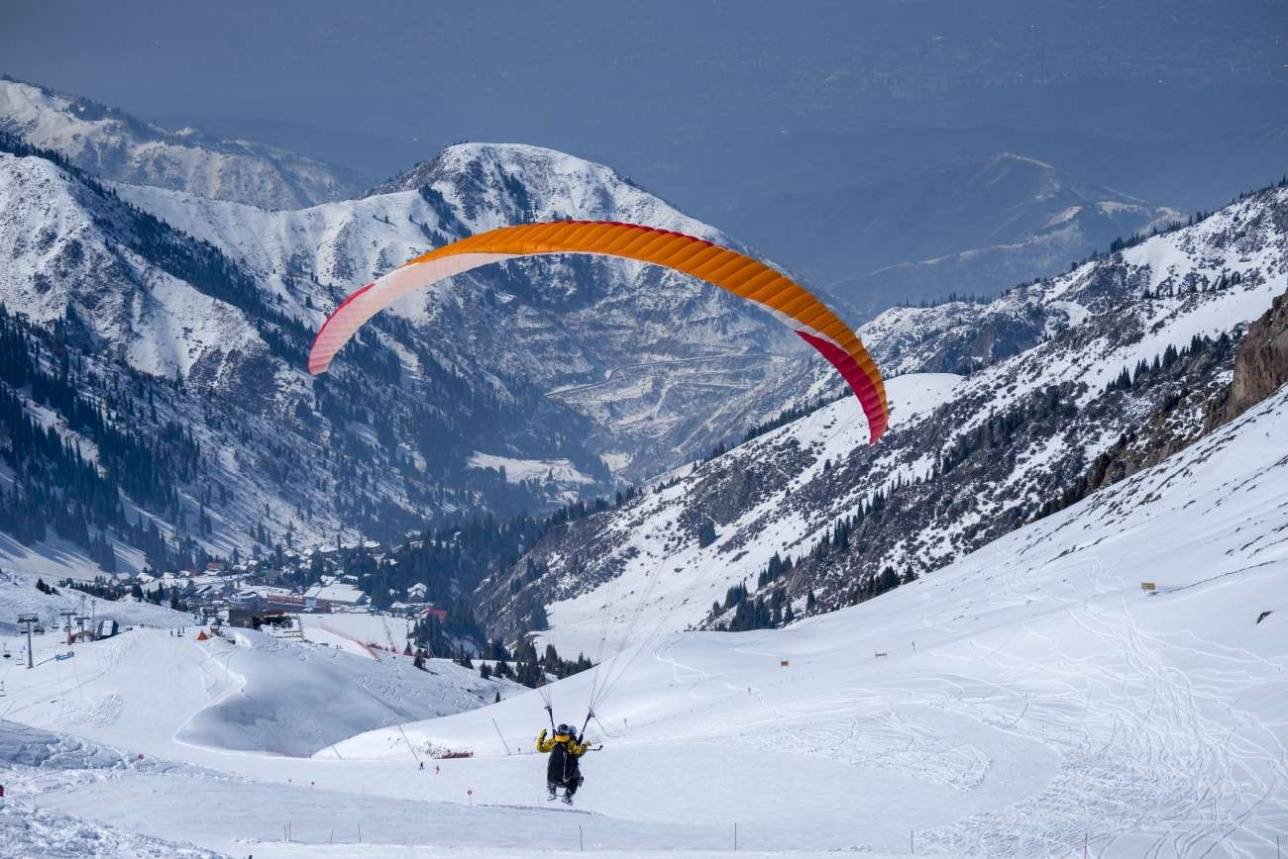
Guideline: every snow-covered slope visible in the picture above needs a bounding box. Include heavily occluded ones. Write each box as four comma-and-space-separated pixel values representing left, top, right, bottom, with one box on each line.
0, 614, 516, 761
1, 792, 220, 858
0, 719, 271, 856
0, 76, 361, 209
0, 144, 392, 564
0, 151, 266, 381
330, 382, 1288, 855
861, 186, 1285, 378
475, 182, 1288, 641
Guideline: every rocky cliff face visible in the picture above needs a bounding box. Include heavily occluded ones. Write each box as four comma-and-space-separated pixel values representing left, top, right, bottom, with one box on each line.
1221, 288, 1288, 421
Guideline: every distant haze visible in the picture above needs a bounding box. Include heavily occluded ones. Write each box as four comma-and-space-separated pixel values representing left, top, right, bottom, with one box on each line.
5, 0, 1285, 294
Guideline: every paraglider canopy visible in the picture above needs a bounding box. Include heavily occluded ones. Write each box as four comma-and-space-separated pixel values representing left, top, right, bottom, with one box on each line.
309, 220, 889, 442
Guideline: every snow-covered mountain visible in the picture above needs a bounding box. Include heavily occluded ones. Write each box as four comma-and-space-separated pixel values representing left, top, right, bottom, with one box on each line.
476, 180, 1288, 641
0, 76, 363, 209
0, 140, 426, 569
112, 141, 818, 484
0, 132, 820, 577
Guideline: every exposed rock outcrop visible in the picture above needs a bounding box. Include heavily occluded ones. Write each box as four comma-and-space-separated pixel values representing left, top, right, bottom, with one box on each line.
1219, 288, 1288, 423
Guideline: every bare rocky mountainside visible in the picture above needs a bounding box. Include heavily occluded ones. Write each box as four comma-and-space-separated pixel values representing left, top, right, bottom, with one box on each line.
0, 130, 818, 573
475, 180, 1288, 640
1214, 287, 1288, 423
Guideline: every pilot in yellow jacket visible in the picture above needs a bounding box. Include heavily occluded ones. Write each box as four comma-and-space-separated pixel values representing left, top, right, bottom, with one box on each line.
537, 724, 588, 803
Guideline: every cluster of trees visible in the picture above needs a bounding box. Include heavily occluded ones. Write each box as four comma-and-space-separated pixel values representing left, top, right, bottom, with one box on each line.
0, 129, 79, 171
387, 478, 657, 653
467, 638, 593, 689
1105, 334, 1229, 395
375, 478, 648, 610
1039, 332, 1236, 522
1142, 269, 1246, 301
852, 566, 916, 602
1107, 220, 1187, 254
756, 551, 795, 588
62, 574, 189, 610
410, 601, 488, 656
62, 576, 127, 601
707, 521, 921, 632
739, 397, 837, 447
450, 638, 595, 690
896, 291, 993, 309
808, 500, 886, 561
708, 582, 794, 631
544, 486, 639, 529
938, 385, 1078, 477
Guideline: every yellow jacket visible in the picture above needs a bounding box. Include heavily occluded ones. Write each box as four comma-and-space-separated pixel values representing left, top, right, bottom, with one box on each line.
537, 728, 588, 757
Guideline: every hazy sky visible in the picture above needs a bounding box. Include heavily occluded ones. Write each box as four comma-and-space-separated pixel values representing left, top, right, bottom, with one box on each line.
4, 0, 1285, 216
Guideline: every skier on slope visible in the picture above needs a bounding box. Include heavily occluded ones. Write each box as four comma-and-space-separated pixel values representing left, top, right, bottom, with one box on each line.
537, 723, 589, 804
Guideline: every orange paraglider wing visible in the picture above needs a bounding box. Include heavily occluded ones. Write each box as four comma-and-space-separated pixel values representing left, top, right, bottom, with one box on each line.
308, 221, 888, 442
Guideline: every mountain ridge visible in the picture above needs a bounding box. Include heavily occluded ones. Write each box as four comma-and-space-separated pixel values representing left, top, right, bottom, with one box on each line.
718, 151, 1183, 320
0, 75, 364, 209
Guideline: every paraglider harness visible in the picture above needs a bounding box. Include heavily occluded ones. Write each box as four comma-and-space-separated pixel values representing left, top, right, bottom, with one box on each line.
540, 706, 598, 797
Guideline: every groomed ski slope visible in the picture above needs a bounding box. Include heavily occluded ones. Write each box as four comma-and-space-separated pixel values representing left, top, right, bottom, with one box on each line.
2, 381, 1281, 857
0, 618, 517, 763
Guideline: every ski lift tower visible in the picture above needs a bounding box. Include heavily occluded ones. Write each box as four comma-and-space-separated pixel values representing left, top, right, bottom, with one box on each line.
73, 594, 91, 640
17, 614, 38, 669
60, 609, 76, 638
